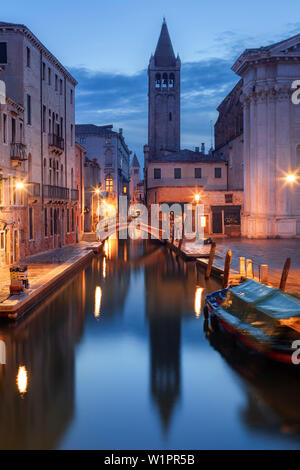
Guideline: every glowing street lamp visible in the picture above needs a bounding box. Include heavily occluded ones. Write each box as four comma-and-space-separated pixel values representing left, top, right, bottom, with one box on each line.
194, 193, 200, 203
17, 365, 28, 395
286, 173, 297, 184
16, 180, 25, 191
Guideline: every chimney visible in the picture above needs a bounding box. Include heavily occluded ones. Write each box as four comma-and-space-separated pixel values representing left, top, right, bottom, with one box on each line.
119, 128, 123, 135
195, 146, 199, 153
201, 143, 205, 154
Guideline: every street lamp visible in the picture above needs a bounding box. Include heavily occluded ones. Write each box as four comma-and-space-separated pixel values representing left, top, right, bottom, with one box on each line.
194, 193, 200, 203
16, 180, 25, 191
286, 173, 297, 184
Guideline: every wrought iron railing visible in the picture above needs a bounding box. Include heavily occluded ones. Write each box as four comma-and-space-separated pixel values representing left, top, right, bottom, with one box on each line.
48, 133, 64, 151
27, 182, 40, 197
71, 188, 79, 201
43, 184, 69, 200
10, 142, 27, 161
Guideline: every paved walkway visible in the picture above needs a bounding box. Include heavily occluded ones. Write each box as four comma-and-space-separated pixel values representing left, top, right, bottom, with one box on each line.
199, 238, 300, 295
0, 242, 98, 304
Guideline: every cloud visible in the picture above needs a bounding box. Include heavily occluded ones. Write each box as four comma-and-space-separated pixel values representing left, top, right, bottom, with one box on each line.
71, 55, 238, 165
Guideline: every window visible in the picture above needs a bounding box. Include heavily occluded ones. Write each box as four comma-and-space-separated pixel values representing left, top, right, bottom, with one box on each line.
134, 169, 139, 175
105, 177, 113, 193
26, 47, 31, 67
105, 149, 113, 167
48, 67, 51, 85
154, 168, 161, 180
71, 208, 74, 232
155, 73, 161, 88
195, 168, 202, 179
50, 208, 53, 236
0, 43, 7, 64
169, 73, 175, 88
215, 167, 222, 178
70, 89, 73, 104
2, 114, 7, 143
60, 117, 63, 137
0, 174, 3, 205
11, 118, 16, 143
60, 79, 63, 95
0, 231, 4, 250
42, 105, 46, 132
162, 73, 168, 88
70, 124, 73, 146
174, 168, 181, 179
44, 208, 48, 237
26, 94, 31, 125
29, 207, 34, 240
13, 177, 17, 205
169, 112, 172, 121
42, 62, 46, 80
225, 193, 233, 204
55, 74, 58, 91
67, 208, 70, 232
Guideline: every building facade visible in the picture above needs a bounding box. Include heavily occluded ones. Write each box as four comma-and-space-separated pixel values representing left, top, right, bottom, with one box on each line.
0, 21, 79, 264
83, 157, 100, 232
0, 91, 26, 266
76, 124, 130, 218
130, 154, 144, 203
145, 20, 243, 236
216, 33, 300, 238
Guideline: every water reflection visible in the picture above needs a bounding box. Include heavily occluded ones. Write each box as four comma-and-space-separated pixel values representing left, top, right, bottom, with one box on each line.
0, 236, 300, 449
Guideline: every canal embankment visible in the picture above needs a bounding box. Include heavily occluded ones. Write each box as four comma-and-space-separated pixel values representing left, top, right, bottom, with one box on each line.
0, 241, 102, 320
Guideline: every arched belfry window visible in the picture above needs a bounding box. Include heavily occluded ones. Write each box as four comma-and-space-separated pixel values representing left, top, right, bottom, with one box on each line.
155, 73, 161, 88
169, 73, 175, 88
162, 73, 168, 89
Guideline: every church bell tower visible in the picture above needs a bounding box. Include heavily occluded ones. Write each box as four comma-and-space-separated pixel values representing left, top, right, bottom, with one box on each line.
147, 19, 181, 160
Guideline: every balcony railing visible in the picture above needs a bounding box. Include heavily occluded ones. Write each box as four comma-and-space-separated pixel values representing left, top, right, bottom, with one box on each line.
71, 188, 79, 201
48, 133, 64, 152
10, 142, 27, 161
27, 182, 40, 197
43, 184, 69, 200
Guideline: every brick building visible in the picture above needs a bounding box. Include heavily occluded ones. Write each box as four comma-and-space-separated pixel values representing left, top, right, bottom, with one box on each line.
0, 21, 79, 265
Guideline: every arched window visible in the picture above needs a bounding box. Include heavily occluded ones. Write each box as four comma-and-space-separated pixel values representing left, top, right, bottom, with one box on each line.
155, 73, 161, 88
162, 73, 168, 89
169, 73, 175, 88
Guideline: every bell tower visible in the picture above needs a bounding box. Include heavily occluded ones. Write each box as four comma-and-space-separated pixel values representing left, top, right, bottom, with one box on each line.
148, 19, 181, 160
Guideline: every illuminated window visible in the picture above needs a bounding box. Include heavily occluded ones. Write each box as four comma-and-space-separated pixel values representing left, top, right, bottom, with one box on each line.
123, 186, 127, 194
105, 177, 113, 193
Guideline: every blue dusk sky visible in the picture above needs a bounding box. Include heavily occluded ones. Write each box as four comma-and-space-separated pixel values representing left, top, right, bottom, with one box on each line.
2, 0, 300, 163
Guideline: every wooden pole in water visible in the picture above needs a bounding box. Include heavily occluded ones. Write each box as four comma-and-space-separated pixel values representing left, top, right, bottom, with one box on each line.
279, 257, 291, 292
223, 249, 232, 288
205, 242, 216, 280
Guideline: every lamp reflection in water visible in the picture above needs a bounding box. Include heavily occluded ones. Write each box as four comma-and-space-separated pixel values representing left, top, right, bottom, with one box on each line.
17, 366, 28, 395
94, 286, 102, 318
102, 257, 106, 279
194, 287, 204, 317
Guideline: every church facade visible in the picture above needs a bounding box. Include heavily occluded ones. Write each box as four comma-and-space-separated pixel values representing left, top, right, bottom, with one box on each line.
215, 34, 300, 238
144, 20, 243, 237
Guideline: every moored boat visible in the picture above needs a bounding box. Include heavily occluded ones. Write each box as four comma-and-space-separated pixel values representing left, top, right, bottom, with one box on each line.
204, 279, 300, 365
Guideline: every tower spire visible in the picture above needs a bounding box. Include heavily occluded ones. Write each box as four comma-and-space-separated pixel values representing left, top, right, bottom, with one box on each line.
154, 20, 176, 67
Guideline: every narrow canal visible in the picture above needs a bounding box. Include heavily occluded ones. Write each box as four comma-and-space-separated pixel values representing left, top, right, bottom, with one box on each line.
1, 237, 300, 450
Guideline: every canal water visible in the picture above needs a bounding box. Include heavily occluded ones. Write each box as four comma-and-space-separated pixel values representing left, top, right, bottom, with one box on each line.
1, 237, 300, 450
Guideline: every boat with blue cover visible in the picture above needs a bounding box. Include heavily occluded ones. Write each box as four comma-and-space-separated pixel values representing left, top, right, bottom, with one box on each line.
204, 279, 300, 364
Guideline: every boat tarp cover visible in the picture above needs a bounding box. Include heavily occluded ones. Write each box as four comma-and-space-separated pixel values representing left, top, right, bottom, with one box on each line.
228, 279, 300, 319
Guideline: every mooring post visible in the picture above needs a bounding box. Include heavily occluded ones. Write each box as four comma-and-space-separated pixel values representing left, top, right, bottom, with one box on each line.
205, 242, 216, 280
239, 257, 246, 277
246, 259, 253, 278
222, 249, 232, 288
260, 264, 268, 284
279, 257, 291, 292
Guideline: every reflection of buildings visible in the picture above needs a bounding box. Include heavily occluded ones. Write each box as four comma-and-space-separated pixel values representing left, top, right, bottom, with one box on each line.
0, 269, 86, 449
208, 327, 300, 438
144, 247, 196, 432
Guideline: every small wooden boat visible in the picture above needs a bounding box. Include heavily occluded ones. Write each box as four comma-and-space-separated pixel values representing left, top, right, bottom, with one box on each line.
204, 279, 300, 364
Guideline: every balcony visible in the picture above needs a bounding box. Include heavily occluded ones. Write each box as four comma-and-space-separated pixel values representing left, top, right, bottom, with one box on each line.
27, 182, 40, 198
48, 133, 64, 154
71, 189, 79, 201
10, 143, 27, 165
43, 185, 69, 200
